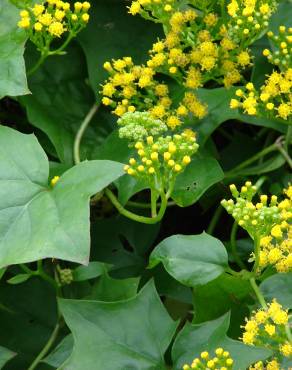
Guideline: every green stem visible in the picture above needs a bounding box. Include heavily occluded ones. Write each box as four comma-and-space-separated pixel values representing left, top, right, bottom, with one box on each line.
27, 52, 48, 76
285, 322, 292, 343
276, 144, 292, 170
284, 125, 292, 152
206, 205, 223, 235
249, 277, 267, 309
73, 104, 98, 164
20, 264, 33, 274
230, 221, 247, 270
50, 32, 75, 55
126, 200, 176, 209
225, 143, 277, 177
27, 316, 61, 370
151, 189, 157, 217
105, 188, 168, 224
252, 237, 261, 274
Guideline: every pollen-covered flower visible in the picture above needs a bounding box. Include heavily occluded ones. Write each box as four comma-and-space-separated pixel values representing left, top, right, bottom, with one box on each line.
242, 299, 291, 367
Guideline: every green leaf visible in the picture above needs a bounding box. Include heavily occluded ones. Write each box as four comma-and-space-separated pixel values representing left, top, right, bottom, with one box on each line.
172, 313, 272, 370
73, 262, 107, 282
59, 281, 178, 370
149, 233, 228, 287
260, 273, 292, 309
0, 278, 57, 369
7, 274, 31, 285
20, 44, 114, 164
43, 335, 73, 369
0, 0, 29, 99
0, 126, 124, 268
91, 216, 160, 278
90, 274, 139, 301
171, 152, 224, 207
77, 0, 162, 97
0, 345, 15, 369
193, 274, 251, 338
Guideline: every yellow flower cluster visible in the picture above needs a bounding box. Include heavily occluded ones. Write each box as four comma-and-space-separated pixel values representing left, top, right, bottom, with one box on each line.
242, 299, 291, 364
231, 69, 292, 120
264, 26, 292, 70
101, 54, 207, 128
259, 186, 292, 273
102, 0, 271, 127
124, 129, 199, 194
18, 1, 90, 42
249, 359, 281, 370
182, 348, 234, 369
221, 181, 284, 240
227, 0, 277, 44
230, 25, 292, 122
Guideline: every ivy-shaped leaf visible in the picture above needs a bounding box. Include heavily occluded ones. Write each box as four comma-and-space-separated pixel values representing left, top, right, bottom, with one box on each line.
59, 280, 178, 370
172, 313, 272, 370
0, 126, 124, 268
260, 273, 292, 309
0, 0, 29, 99
149, 233, 228, 287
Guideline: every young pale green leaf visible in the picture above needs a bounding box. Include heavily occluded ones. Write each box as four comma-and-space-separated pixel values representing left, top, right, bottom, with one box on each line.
172, 313, 272, 370
149, 233, 228, 287
0, 346, 15, 369
7, 274, 31, 285
58, 280, 178, 370
0, 0, 29, 99
0, 126, 124, 268
171, 153, 224, 207
260, 273, 292, 309
73, 262, 107, 282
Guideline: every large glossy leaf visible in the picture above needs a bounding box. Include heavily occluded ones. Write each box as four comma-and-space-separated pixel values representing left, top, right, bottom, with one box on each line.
0, 126, 124, 268
171, 152, 224, 207
193, 274, 251, 338
149, 233, 228, 287
20, 44, 115, 164
77, 0, 162, 98
59, 280, 178, 370
0, 346, 15, 369
260, 273, 292, 309
172, 313, 272, 370
0, 278, 57, 369
0, 0, 29, 99
91, 216, 160, 278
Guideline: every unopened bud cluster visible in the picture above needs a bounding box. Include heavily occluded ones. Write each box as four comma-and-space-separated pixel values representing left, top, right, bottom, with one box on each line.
242, 299, 291, 364
221, 181, 282, 240
18, 1, 90, 53
118, 112, 167, 143
59, 268, 73, 285
182, 348, 234, 369
259, 186, 292, 273
263, 26, 292, 69
123, 124, 198, 194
